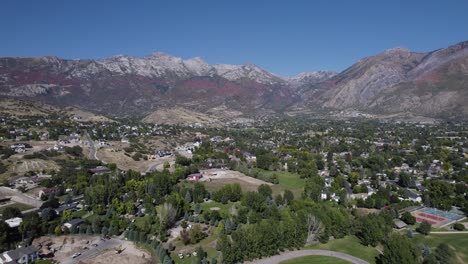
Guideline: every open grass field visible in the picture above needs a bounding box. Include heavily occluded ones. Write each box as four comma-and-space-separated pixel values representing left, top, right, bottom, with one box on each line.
0, 202, 34, 214
411, 233, 468, 263
198, 201, 237, 216
271, 171, 305, 197
305, 236, 379, 264
280, 255, 351, 264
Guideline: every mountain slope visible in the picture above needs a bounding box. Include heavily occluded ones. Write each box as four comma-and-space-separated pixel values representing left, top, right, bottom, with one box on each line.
305, 41, 468, 118
0, 41, 467, 120
0, 54, 298, 117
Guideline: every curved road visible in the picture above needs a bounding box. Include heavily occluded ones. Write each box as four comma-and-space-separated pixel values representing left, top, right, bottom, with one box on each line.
246, 250, 369, 264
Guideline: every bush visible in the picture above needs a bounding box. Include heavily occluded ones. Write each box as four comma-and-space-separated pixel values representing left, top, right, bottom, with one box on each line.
400, 212, 416, 225
453, 222, 465, 231
416, 221, 432, 235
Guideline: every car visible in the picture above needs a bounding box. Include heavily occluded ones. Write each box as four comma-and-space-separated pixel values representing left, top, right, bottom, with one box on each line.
92, 243, 98, 247
185, 253, 191, 258
71, 253, 81, 258
192, 251, 197, 257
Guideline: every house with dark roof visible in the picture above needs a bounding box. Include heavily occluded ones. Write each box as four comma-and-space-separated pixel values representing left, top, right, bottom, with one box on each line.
62, 218, 85, 230
0, 246, 38, 264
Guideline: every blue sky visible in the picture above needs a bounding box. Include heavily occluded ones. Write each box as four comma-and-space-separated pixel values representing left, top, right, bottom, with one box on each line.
1, 0, 467, 76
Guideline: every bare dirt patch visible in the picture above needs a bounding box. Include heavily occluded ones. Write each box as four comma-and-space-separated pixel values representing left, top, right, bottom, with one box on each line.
97, 145, 174, 173
33, 235, 100, 263
79, 241, 152, 264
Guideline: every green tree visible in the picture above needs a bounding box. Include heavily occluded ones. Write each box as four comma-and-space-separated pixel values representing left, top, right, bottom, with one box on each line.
400, 212, 416, 225
435, 243, 455, 264
417, 221, 432, 235
379, 233, 420, 264
62, 210, 73, 222
257, 184, 272, 198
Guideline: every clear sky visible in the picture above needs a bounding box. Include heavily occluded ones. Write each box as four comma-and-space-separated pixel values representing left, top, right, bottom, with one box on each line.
1, 0, 467, 76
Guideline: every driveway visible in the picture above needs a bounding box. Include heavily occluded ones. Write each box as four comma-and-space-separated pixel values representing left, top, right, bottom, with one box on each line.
246, 249, 370, 264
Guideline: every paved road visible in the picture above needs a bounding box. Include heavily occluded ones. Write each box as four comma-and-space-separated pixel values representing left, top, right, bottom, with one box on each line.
0, 186, 43, 208
145, 157, 174, 174
246, 250, 369, 264
61, 238, 124, 264
84, 132, 97, 160
430, 231, 468, 234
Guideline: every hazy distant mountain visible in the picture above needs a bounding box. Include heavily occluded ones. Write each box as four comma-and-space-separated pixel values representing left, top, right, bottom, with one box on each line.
0, 40, 467, 120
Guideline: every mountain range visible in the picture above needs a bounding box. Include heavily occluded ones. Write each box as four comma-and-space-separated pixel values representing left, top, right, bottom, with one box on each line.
1, 40, 467, 121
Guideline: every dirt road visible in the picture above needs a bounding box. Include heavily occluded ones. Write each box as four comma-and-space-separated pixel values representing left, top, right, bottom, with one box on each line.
246, 249, 369, 264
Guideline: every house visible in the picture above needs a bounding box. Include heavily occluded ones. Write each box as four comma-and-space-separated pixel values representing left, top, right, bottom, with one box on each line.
5, 217, 22, 228
393, 219, 408, 229
321, 189, 335, 200
353, 193, 369, 200
0, 246, 38, 264
403, 188, 422, 202
54, 203, 78, 215
39, 186, 61, 199
62, 218, 85, 230
88, 166, 110, 175
187, 173, 202, 181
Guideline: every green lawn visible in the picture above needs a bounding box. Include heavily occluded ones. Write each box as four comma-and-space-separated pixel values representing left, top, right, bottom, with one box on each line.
411, 233, 468, 263
280, 255, 351, 264
0, 202, 34, 214
305, 236, 379, 264
198, 201, 237, 216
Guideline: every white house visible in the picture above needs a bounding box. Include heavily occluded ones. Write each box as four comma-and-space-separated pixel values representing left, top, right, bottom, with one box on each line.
0, 246, 38, 264
5, 217, 23, 228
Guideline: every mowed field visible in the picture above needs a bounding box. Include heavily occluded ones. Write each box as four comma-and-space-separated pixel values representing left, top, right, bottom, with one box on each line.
305, 236, 379, 264
412, 233, 468, 264
182, 169, 305, 197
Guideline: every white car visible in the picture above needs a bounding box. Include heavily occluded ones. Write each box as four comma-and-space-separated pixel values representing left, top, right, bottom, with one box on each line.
72, 253, 81, 258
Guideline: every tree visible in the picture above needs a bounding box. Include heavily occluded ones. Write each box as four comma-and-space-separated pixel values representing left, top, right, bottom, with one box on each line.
189, 224, 205, 244
303, 179, 322, 202
435, 243, 455, 264
400, 212, 416, 225
41, 208, 56, 221
283, 189, 294, 204
356, 214, 389, 247
379, 233, 420, 264
453, 222, 465, 231
185, 191, 192, 203
62, 210, 73, 222
417, 221, 432, 235
399, 173, 412, 187
1, 207, 21, 220
305, 214, 324, 245
159, 202, 177, 230
257, 184, 272, 198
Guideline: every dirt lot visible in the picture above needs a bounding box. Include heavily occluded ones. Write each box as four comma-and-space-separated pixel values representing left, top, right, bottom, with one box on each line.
33, 235, 100, 262
96, 145, 174, 173
33, 235, 151, 264
196, 169, 273, 192
79, 241, 152, 264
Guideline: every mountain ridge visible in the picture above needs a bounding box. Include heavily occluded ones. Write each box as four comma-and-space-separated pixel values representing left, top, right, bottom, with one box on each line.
1, 40, 467, 120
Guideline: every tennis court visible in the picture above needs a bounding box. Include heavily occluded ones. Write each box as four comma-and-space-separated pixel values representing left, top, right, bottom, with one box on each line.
410, 207, 465, 228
